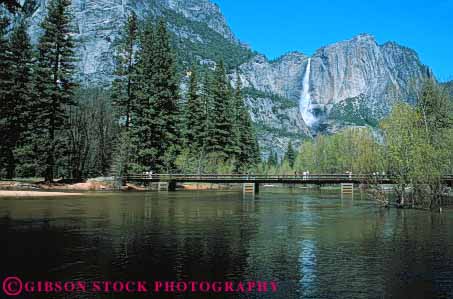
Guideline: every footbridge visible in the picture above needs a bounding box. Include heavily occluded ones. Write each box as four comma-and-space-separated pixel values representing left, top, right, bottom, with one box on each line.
123, 174, 453, 193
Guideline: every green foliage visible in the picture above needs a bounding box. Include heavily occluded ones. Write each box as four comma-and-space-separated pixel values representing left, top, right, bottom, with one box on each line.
32, 0, 77, 182
294, 127, 382, 174
159, 8, 255, 71
177, 66, 260, 173
131, 19, 181, 172
232, 73, 260, 169
111, 12, 138, 130
0, 15, 35, 178
63, 88, 117, 179
381, 80, 453, 208
183, 67, 206, 151
207, 61, 233, 156
242, 87, 298, 110
329, 95, 379, 127
3, 19, 34, 178
284, 141, 296, 168
441, 80, 453, 97
0, 14, 13, 177
267, 150, 279, 167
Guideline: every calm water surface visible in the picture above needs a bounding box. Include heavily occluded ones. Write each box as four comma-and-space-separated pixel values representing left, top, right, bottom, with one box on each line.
1, 189, 453, 299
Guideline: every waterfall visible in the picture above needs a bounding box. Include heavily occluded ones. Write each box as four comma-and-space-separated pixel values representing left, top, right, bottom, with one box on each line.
300, 58, 316, 127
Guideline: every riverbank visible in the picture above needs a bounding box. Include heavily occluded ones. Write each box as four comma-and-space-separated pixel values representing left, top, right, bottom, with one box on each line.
0, 191, 84, 197
0, 179, 114, 192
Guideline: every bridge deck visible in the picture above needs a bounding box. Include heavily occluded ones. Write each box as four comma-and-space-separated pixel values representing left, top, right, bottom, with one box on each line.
124, 174, 453, 185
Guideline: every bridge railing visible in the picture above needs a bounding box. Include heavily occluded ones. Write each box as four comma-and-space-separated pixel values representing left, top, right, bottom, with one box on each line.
124, 173, 395, 181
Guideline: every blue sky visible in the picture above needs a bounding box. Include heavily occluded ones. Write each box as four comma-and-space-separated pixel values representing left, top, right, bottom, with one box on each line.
213, 0, 453, 81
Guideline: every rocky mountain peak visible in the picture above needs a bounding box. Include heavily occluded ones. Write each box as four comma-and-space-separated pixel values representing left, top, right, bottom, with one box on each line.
239, 33, 432, 133
163, 0, 236, 42
272, 51, 307, 62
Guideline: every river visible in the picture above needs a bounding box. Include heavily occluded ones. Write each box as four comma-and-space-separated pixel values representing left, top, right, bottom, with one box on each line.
1, 189, 452, 298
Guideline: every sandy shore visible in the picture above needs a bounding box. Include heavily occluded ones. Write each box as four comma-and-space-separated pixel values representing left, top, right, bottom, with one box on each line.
0, 191, 84, 197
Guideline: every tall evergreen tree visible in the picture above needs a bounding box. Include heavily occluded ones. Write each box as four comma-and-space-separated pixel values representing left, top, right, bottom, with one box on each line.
184, 67, 206, 151
267, 150, 278, 167
111, 11, 138, 130
201, 71, 214, 154
33, 0, 77, 182
0, 14, 12, 177
134, 19, 158, 171
227, 74, 241, 161
134, 19, 181, 172
0, 19, 34, 178
233, 72, 260, 168
285, 141, 296, 168
208, 61, 232, 158
152, 20, 181, 171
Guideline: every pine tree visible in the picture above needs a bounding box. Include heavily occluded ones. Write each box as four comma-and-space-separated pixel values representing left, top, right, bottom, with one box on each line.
33, 0, 77, 182
208, 61, 232, 158
201, 71, 214, 153
0, 19, 34, 178
111, 11, 138, 130
152, 20, 181, 171
0, 14, 12, 177
134, 19, 181, 172
134, 19, 159, 171
267, 150, 275, 166
0, 15, 11, 101
233, 72, 260, 169
228, 73, 242, 162
184, 67, 206, 152
285, 141, 296, 169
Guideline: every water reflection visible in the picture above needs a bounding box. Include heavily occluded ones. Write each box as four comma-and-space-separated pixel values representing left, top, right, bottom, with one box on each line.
0, 190, 452, 298
299, 239, 317, 296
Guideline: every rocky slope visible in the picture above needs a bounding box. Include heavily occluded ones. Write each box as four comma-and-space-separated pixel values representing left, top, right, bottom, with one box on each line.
241, 88, 311, 155
442, 81, 453, 97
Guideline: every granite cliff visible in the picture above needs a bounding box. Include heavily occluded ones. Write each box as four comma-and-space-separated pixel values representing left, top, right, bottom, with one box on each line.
26, 0, 253, 84
238, 34, 433, 134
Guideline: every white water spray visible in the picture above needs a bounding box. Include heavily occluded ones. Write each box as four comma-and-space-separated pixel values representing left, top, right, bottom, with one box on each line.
300, 58, 316, 127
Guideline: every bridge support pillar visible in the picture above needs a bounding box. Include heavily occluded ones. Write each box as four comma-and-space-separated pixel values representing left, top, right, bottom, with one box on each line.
243, 183, 258, 195
158, 182, 169, 192
254, 183, 260, 194
168, 181, 177, 192
341, 183, 354, 195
